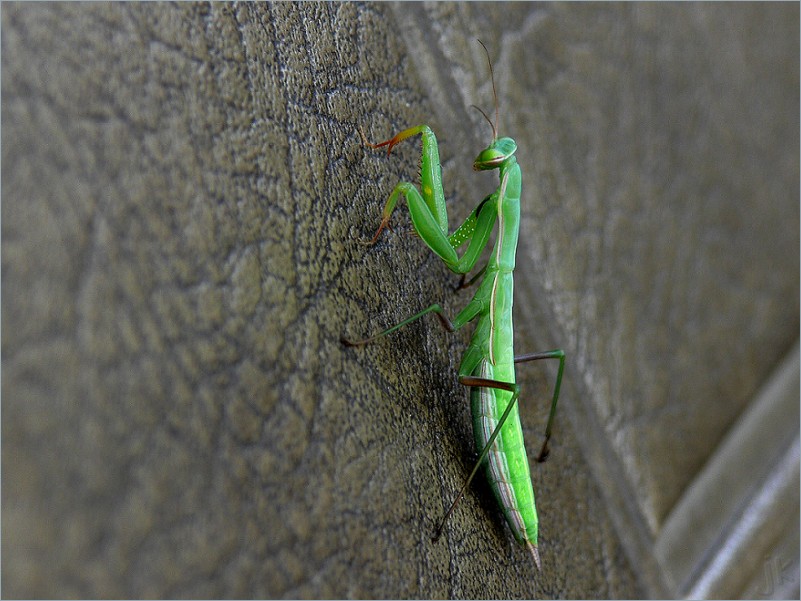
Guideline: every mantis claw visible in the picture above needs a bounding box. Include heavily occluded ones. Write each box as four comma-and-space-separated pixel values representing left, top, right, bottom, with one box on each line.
536, 436, 551, 463
358, 218, 391, 246
359, 125, 427, 155
350, 219, 393, 246
358, 127, 395, 154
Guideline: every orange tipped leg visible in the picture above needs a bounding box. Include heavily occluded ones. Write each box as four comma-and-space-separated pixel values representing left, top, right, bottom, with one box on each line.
366, 216, 392, 245
359, 125, 428, 155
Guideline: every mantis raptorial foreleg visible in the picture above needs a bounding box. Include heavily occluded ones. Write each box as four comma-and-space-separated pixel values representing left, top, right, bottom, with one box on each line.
359, 127, 497, 276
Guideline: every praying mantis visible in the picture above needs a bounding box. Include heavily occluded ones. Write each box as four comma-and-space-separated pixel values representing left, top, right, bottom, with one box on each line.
342, 42, 565, 570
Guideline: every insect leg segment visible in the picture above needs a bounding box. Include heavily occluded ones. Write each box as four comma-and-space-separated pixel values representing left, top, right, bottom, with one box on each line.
362, 124, 448, 238
362, 126, 499, 277
514, 349, 566, 462
340, 303, 457, 347
449, 194, 498, 274
455, 264, 487, 291
447, 193, 496, 288
361, 124, 431, 157
366, 181, 456, 254
448, 193, 494, 249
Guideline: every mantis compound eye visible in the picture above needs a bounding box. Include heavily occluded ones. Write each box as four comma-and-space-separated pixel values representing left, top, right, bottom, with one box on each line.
473, 137, 517, 170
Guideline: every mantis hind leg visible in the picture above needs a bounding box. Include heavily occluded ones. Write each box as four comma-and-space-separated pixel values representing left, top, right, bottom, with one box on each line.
431, 351, 564, 545
432, 375, 519, 542
514, 350, 565, 462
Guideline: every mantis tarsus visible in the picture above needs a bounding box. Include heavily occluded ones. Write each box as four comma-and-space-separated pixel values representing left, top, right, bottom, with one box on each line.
342, 41, 565, 570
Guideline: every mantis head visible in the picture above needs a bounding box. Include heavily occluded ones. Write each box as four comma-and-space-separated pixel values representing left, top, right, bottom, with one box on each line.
471, 41, 516, 171
473, 137, 517, 171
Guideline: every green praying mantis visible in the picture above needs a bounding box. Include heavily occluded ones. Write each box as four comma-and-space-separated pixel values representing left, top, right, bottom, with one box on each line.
342, 42, 565, 570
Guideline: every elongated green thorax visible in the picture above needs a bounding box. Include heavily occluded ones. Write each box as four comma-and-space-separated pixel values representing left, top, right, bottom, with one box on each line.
449, 137, 540, 558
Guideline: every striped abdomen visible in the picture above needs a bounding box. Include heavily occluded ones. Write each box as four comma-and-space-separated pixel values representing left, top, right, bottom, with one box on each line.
470, 355, 539, 547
